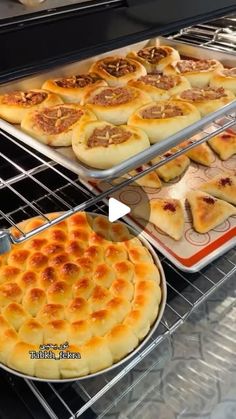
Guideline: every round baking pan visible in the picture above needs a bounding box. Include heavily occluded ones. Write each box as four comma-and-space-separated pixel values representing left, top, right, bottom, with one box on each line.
0, 213, 167, 382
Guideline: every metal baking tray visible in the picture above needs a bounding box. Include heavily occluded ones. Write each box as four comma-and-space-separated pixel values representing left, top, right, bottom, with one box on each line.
0, 213, 167, 382
0, 39, 235, 180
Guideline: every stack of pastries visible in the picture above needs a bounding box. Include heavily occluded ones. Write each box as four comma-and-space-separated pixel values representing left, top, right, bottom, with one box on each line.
0, 43, 234, 169
0, 212, 163, 379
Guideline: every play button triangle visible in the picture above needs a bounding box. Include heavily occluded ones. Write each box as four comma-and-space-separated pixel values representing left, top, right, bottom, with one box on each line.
108, 198, 131, 223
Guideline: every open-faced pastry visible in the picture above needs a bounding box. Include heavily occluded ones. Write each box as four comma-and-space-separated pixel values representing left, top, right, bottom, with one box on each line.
21, 104, 97, 147
164, 59, 223, 87
42, 73, 107, 103
210, 67, 236, 94
72, 120, 150, 169
83, 86, 151, 125
208, 131, 236, 160
186, 190, 236, 233
151, 148, 190, 182
89, 56, 146, 87
128, 100, 200, 143
180, 139, 215, 166
200, 173, 236, 205
0, 89, 62, 124
127, 46, 180, 73
128, 74, 190, 101
134, 198, 185, 240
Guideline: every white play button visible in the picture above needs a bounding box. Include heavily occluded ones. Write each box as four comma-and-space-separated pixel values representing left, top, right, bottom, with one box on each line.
108, 198, 131, 223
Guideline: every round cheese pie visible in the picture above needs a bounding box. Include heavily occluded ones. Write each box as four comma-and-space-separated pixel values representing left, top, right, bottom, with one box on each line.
164, 59, 223, 88
21, 104, 97, 147
89, 56, 146, 87
128, 46, 180, 73
210, 67, 236, 94
83, 86, 151, 125
174, 87, 235, 116
128, 100, 201, 143
42, 73, 107, 103
72, 120, 150, 169
0, 212, 162, 379
0, 89, 63, 124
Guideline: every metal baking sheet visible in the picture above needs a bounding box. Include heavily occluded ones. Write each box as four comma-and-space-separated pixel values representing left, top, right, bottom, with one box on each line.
0, 39, 235, 180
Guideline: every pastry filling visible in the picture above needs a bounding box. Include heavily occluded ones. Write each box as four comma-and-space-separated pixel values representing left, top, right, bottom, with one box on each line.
222, 68, 236, 77
220, 133, 235, 141
163, 202, 176, 212
176, 59, 216, 73
55, 73, 102, 88
35, 106, 83, 135
87, 126, 131, 148
180, 87, 227, 101
142, 104, 183, 119
202, 196, 215, 205
137, 47, 168, 64
138, 74, 179, 90
101, 59, 136, 77
90, 87, 134, 105
219, 177, 232, 187
2, 91, 47, 107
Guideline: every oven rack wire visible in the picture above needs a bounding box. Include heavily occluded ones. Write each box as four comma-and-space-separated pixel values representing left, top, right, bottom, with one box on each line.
0, 103, 235, 254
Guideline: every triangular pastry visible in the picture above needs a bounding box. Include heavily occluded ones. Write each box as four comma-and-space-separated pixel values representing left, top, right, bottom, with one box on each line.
187, 190, 236, 233
134, 198, 185, 240
151, 148, 190, 182
126, 166, 162, 189
200, 173, 236, 205
208, 131, 236, 160
180, 140, 215, 166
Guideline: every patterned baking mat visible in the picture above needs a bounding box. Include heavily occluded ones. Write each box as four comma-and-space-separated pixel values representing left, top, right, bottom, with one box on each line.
81, 136, 236, 272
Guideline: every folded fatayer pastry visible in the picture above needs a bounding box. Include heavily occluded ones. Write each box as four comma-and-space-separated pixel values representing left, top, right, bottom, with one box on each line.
21, 104, 97, 147
127, 46, 180, 73
72, 120, 150, 169
208, 131, 236, 160
164, 59, 223, 88
42, 73, 107, 103
200, 173, 236, 206
180, 139, 215, 167
127, 100, 201, 143
151, 148, 190, 182
0, 89, 63, 124
83, 85, 151, 125
174, 87, 235, 116
210, 68, 236, 94
89, 56, 146, 87
128, 74, 191, 101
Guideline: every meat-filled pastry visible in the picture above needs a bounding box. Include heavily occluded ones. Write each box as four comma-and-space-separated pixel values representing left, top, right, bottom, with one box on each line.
0, 89, 62, 124
89, 56, 146, 87
42, 73, 107, 103
187, 190, 236, 233
21, 104, 97, 147
208, 131, 236, 160
127, 46, 180, 73
128, 74, 190, 101
151, 148, 190, 182
174, 87, 235, 116
210, 68, 236, 94
164, 59, 223, 87
180, 139, 215, 166
83, 86, 151, 125
72, 120, 150, 169
128, 100, 200, 143
200, 173, 236, 205
134, 198, 185, 240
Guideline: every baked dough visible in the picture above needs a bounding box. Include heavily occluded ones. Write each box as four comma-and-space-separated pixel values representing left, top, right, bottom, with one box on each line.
72, 120, 150, 169
0, 212, 162, 379
210, 68, 236, 94
42, 73, 107, 103
127, 46, 180, 73
89, 56, 146, 87
128, 74, 191, 101
187, 190, 236, 233
180, 139, 215, 166
200, 173, 236, 205
208, 131, 236, 160
125, 166, 162, 189
134, 198, 185, 240
21, 104, 97, 147
151, 148, 190, 182
83, 86, 151, 125
164, 59, 223, 87
0, 90, 63, 124
174, 87, 235, 116
128, 100, 200, 143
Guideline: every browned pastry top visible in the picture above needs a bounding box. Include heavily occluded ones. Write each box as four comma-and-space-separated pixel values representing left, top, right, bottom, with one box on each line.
180, 87, 227, 101
2, 91, 47, 107
34, 105, 84, 135
87, 126, 132, 148
141, 104, 183, 119
55, 73, 102, 88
